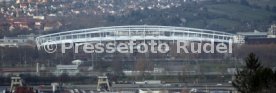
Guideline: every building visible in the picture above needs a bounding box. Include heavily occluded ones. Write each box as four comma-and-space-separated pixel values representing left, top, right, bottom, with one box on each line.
236, 25, 276, 44
268, 24, 276, 38
236, 30, 267, 39
0, 67, 36, 76
0, 34, 36, 47
16, 0, 48, 4
54, 65, 79, 76
244, 38, 276, 44
8, 17, 36, 31
36, 25, 241, 48
233, 35, 245, 44
138, 89, 168, 93
43, 20, 62, 31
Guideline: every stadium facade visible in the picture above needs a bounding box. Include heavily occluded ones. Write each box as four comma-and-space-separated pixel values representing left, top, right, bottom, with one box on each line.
36, 25, 243, 47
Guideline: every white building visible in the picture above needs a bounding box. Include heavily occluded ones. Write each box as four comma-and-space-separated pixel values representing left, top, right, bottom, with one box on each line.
236, 30, 267, 39
0, 34, 36, 47
233, 35, 245, 44
268, 24, 276, 38
138, 89, 168, 93
54, 65, 79, 76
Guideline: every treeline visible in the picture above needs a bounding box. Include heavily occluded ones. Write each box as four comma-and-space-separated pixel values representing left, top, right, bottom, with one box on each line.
0, 75, 98, 86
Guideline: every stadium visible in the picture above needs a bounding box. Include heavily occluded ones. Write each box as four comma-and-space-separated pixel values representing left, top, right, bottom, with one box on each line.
36, 25, 241, 47
34, 25, 243, 78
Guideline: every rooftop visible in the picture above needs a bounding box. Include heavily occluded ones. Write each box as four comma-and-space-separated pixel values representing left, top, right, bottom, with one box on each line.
237, 30, 267, 36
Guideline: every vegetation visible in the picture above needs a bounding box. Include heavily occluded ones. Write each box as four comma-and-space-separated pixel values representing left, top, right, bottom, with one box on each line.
232, 53, 276, 93
106, 1, 276, 33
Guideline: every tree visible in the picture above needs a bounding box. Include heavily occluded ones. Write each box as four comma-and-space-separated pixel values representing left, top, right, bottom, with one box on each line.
232, 53, 274, 93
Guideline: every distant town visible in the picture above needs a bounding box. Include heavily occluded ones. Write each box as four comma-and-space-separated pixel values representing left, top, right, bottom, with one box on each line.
0, 0, 185, 32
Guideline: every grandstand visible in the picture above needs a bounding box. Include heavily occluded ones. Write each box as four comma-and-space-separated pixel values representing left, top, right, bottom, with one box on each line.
36, 25, 242, 47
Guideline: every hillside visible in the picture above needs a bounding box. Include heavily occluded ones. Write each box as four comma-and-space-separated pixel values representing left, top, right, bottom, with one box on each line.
1, 0, 276, 37
103, 1, 276, 33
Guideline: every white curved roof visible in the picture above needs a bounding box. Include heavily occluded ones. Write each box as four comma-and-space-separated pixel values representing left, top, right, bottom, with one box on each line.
36, 25, 237, 47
